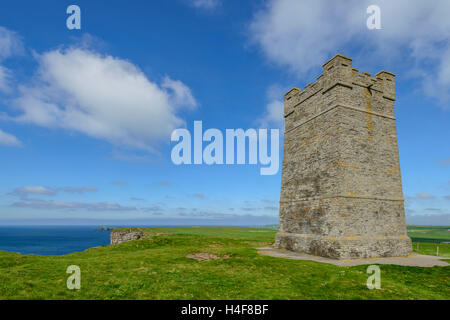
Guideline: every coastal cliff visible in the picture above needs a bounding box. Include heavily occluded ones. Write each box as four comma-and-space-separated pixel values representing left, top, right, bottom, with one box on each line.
110, 229, 144, 245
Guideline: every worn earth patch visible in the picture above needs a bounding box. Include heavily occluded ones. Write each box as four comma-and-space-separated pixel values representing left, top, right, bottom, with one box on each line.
186, 253, 231, 261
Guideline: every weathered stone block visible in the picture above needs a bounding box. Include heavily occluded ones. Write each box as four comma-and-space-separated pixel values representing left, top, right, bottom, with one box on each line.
110, 230, 144, 245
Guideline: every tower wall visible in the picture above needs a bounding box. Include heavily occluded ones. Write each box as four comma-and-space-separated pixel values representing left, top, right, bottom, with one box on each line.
276, 54, 412, 259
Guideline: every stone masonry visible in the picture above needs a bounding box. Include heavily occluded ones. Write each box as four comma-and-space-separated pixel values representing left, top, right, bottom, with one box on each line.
275, 54, 412, 259
110, 229, 144, 245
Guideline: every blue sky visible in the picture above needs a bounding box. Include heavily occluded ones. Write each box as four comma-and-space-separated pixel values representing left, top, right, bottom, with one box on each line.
0, 0, 449, 225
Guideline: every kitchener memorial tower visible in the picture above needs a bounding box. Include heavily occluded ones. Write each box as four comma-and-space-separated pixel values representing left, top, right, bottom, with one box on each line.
275, 54, 412, 259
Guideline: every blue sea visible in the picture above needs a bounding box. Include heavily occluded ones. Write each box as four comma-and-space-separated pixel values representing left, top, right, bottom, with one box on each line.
0, 226, 111, 256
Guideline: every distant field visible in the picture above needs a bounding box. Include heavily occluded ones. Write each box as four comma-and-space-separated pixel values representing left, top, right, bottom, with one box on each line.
407, 225, 450, 243
0, 227, 448, 300
407, 225, 450, 257
263, 225, 450, 242
263, 225, 450, 257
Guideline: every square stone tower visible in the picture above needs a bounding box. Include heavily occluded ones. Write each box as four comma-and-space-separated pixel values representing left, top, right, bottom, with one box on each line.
275, 54, 412, 259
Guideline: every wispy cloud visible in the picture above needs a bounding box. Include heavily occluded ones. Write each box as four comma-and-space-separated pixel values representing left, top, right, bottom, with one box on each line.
9, 185, 97, 197
241, 205, 278, 212
60, 186, 98, 193
0, 26, 23, 93
111, 181, 127, 185
0, 26, 23, 60
0, 128, 22, 147
12, 198, 136, 211
439, 158, 450, 166
406, 214, 450, 226
0, 66, 12, 93
175, 209, 277, 221
256, 85, 285, 129
10, 186, 57, 197
187, 0, 221, 11
142, 205, 163, 212
249, 0, 450, 106
142, 205, 164, 215
261, 199, 277, 204
414, 192, 435, 199
130, 197, 145, 201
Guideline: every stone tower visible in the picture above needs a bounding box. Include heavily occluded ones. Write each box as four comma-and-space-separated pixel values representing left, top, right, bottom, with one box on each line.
275, 54, 412, 259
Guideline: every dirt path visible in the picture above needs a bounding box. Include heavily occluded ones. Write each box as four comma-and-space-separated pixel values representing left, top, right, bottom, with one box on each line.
257, 247, 449, 267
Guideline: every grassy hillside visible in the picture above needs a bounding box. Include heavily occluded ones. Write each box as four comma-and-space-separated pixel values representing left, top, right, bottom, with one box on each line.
0, 227, 448, 300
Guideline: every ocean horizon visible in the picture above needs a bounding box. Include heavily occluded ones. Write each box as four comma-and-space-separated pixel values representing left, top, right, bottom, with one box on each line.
0, 226, 112, 256
0, 225, 274, 256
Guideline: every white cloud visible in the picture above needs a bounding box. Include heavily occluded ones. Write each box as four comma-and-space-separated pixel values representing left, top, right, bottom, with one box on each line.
256, 85, 285, 129
258, 99, 284, 129
0, 66, 12, 93
406, 214, 450, 226
10, 185, 98, 197
11, 186, 57, 196
161, 76, 197, 109
0, 26, 23, 60
193, 193, 205, 199
414, 192, 435, 199
0, 26, 23, 93
249, 0, 450, 106
61, 186, 98, 193
423, 48, 450, 103
188, 0, 221, 11
0, 128, 21, 147
7, 48, 197, 152
12, 198, 136, 211
111, 181, 127, 185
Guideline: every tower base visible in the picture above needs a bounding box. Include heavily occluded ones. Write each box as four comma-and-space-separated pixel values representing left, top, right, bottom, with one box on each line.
275, 232, 412, 260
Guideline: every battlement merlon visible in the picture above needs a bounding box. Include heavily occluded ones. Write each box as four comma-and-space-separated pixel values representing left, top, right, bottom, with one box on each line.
374, 70, 396, 101
284, 87, 302, 117
283, 54, 396, 116
322, 54, 353, 82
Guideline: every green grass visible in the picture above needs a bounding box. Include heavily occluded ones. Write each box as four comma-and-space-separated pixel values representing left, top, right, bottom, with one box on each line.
0, 227, 448, 300
412, 242, 450, 257
406, 225, 450, 257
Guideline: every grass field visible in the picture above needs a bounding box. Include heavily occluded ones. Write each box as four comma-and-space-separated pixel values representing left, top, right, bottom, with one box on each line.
412, 242, 450, 257
0, 227, 449, 300
407, 225, 450, 257
407, 225, 450, 242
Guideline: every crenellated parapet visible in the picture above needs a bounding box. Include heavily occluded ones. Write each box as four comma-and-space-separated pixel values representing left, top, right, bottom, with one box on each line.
284, 54, 396, 124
